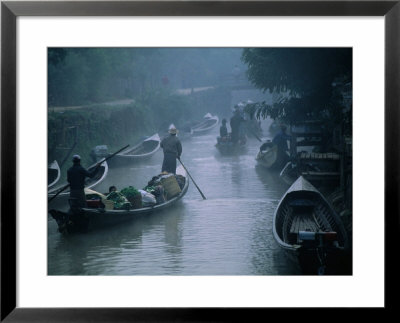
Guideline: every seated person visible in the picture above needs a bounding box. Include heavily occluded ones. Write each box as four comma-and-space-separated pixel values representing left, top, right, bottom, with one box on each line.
106, 185, 131, 210
220, 119, 228, 138
217, 119, 230, 143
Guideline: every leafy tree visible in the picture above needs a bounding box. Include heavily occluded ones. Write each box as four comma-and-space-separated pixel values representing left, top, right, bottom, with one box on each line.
241, 48, 352, 128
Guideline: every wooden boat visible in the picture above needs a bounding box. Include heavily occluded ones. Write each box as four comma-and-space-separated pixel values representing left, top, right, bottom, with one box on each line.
48, 160, 61, 189
256, 141, 289, 171
273, 176, 349, 274
280, 161, 298, 185
108, 133, 161, 166
159, 124, 194, 141
49, 165, 189, 233
48, 160, 109, 207
192, 113, 219, 135
178, 126, 194, 140
215, 138, 247, 155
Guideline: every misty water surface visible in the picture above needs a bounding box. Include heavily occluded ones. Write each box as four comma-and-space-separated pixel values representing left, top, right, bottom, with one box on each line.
48, 121, 301, 275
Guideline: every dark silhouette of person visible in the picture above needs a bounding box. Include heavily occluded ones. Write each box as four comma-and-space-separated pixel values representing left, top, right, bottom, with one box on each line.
67, 155, 101, 208
160, 125, 182, 174
230, 108, 243, 143
272, 124, 291, 159
220, 119, 228, 138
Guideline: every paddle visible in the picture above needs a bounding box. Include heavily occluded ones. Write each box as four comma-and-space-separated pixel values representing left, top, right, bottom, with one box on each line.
177, 157, 206, 200
48, 144, 129, 203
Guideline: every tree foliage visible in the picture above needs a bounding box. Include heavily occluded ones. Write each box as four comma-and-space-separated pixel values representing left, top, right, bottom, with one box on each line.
241, 48, 352, 127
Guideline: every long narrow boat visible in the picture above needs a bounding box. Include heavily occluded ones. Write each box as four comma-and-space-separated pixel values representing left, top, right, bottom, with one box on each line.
108, 133, 161, 166
192, 113, 219, 135
279, 161, 298, 185
178, 126, 194, 140
273, 176, 349, 274
159, 124, 194, 141
256, 141, 289, 171
48, 160, 61, 189
215, 139, 247, 155
48, 160, 109, 208
49, 165, 189, 233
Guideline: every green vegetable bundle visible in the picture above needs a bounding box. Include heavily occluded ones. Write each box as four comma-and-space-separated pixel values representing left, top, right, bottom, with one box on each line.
106, 191, 131, 210
121, 186, 140, 198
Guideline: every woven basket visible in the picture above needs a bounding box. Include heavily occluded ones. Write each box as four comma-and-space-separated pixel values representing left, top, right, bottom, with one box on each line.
161, 176, 181, 200
128, 194, 142, 209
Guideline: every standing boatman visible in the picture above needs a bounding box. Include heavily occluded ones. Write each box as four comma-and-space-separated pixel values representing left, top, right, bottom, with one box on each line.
230, 106, 244, 144
272, 124, 291, 161
160, 125, 182, 174
67, 154, 101, 208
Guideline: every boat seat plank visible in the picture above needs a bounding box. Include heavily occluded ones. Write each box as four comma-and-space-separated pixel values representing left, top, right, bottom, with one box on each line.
301, 171, 340, 176
290, 214, 320, 234
299, 152, 340, 160
288, 199, 316, 207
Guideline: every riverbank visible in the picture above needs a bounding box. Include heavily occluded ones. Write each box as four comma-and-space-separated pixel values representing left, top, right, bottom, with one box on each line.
48, 87, 232, 178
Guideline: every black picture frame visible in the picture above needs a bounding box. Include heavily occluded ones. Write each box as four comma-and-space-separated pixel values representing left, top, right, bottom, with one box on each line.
1, 1, 398, 321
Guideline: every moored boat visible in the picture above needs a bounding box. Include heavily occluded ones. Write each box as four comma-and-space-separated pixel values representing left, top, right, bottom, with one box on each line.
49, 165, 189, 233
256, 141, 289, 171
48, 160, 109, 208
160, 124, 194, 141
177, 125, 194, 140
215, 138, 247, 155
192, 113, 219, 135
272, 176, 349, 274
48, 160, 61, 189
92, 133, 161, 166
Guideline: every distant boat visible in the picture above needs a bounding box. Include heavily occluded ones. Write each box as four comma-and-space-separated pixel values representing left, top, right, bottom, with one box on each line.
177, 125, 194, 140
256, 141, 289, 171
215, 138, 247, 155
105, 133, 161, 167
273, 176, 349, 275
49, 165, 189, 234
159, 124, 194, 141
48, 160, 109, 207
48, 160, 61, 189
192, 113, 219, 135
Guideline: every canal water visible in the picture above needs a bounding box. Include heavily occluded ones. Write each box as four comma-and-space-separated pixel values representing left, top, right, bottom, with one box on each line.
48, 123, 301, 275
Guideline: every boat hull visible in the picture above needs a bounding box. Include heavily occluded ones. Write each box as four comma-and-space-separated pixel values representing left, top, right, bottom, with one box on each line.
50, 166, 189, 233
48, 160, 61, 189
192, 114, 219, 135
48, 161, 109, 209
107, 134, 161, 167
215, 141, 247, 155
272, 176, 349, 274
256, 144, 289, 171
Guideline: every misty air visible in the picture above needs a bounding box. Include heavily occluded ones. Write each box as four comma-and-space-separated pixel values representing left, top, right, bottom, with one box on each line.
48, 48, 352, 276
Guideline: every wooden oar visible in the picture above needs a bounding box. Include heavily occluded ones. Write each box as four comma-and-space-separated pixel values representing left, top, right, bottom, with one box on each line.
48, 144, 129, 203
177, 157, 206, 200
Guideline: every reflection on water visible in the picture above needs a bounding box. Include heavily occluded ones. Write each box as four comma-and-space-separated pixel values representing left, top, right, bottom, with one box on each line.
48, 127, 301, 275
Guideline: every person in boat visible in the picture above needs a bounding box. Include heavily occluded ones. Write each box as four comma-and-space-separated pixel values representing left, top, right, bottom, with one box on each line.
230, 106, 244, 144
106, 185, 131, 210
217, 119, 229, 144
272, 124, 291, 158
220, 119, 228, 138
160, 125, 182, 174
67, 154, 101, 208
